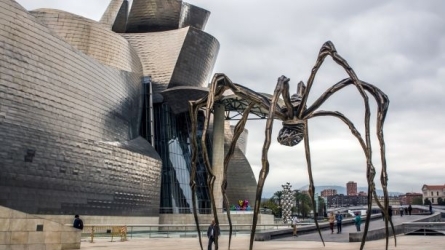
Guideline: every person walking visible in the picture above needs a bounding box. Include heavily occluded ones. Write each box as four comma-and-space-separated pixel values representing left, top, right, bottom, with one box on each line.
207, 219, 220, 250
399, 206, 404, 217
354, 212, 362, 232
335, 211, 343, 234
291, 216, 300, 237
328, 212, 335, 234
408, 204, 413, 215
73, 215, 83, 230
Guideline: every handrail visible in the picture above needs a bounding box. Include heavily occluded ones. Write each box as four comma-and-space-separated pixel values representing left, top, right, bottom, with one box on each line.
67, 222, 316, 242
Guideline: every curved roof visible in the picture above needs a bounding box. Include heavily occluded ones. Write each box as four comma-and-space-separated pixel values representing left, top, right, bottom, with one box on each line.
31, 8, 143, 73
160, 86, 209, 114
126, 0, 210, 33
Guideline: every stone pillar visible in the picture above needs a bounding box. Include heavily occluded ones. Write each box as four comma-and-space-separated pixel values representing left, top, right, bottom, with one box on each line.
212, 103, 225, 212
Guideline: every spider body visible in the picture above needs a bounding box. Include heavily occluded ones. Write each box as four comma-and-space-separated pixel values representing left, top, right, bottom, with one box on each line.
189, 41, 394, 250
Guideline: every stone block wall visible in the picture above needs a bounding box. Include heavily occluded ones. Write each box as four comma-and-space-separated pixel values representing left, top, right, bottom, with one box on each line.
0, 206, 80, 250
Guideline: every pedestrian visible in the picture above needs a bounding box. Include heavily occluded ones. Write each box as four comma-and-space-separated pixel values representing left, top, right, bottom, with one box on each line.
354, 212, 362, 232
399, 206, 403, 217
429, 203, 433, 214
328, 212, 335, 234
207, 219, 220, 250
408, 204, 412, 215
291, 215, 300, 237
73, 215, 83, 230
381, 210, 385, 221
335, 211, 343, 234
404, 207, 408, 215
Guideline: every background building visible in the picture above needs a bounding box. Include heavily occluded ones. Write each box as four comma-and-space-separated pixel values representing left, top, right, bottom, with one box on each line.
321, 189, 337, 197
422, 184, 445, 205
0, 0, 257, 219
346, 181, 357, 196
327, 194, 368, 207
399, 192, 423, 205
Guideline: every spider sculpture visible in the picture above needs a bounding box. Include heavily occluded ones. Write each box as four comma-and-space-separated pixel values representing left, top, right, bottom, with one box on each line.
189, 41, 395, 250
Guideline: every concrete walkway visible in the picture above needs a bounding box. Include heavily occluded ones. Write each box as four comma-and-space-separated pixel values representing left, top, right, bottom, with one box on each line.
79, 235, 444, 250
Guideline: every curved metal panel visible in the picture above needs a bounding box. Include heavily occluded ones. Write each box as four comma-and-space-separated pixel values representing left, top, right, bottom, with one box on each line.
122, 28, 189, 99
99, 0, 125, 30
126, 0, 182, 32
0, 0, 162, 216
31, 9, 143, 73
224, 123, 257, 208
179, 3, 210, 30
169, 27, 220, 89
160, 86, 209, 114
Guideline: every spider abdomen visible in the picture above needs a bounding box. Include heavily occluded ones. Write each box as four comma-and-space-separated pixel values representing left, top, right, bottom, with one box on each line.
277, 121, 305, 146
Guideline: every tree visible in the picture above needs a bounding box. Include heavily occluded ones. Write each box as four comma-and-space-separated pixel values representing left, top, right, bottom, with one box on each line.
317, 196, 326, 217
272, 191, 283, 218
411, 197, 423, 205
260, 199, 280, 218
437, 197, 444, 205
424, 198, 431, 205
294, 190, 311, 219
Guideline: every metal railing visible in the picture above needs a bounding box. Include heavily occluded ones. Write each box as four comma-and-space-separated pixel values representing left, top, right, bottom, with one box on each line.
77, 222, 313, 242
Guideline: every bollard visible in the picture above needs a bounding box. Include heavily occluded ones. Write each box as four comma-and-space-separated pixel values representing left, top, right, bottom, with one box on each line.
90, 226, 95, 243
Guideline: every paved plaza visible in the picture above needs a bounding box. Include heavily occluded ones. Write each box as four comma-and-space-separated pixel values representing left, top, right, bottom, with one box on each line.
79, 235, 443, 250
79, 214, 443, 250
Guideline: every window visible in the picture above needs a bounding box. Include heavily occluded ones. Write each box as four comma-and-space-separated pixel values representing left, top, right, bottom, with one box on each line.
431, 192, 434, 196
437, 191, 439, 196
432, 198, 434, 203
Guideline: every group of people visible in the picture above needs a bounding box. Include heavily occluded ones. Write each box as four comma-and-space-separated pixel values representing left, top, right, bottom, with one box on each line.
328, 211, 346, 233
399, 204, 413, 217
328, 211, 363, 233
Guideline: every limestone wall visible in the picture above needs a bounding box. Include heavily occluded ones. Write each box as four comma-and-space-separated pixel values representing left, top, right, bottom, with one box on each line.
0, 206, 80, 250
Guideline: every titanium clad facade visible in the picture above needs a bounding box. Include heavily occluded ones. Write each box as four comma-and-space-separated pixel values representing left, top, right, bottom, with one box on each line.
122, 27, 219, 101
179, 3, 210, 30
126, 0, 182, 32
31, 9, 143, 73
100, 0, 125, 29
224, 124, 256, 207
0, 0, 257, 217
0, 0, 161, 216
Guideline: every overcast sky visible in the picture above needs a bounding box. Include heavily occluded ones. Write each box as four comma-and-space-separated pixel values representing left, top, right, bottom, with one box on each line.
16, 0, 445, 198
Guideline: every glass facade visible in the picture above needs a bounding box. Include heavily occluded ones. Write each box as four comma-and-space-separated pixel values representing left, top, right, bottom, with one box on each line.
141, 101, 212, 214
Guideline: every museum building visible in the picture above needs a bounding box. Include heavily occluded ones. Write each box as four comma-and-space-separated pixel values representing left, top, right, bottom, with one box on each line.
0, 0, 257, 219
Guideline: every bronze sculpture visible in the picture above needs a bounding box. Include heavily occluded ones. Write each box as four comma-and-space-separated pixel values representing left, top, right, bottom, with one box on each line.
189, 41, 395, 250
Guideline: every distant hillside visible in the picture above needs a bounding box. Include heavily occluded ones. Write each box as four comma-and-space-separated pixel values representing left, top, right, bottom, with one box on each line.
297, 185, 403, 196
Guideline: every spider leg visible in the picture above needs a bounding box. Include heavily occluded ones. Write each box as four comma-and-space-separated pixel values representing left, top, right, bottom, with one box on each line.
248, 75, 289, 250
189, 100, 205, 250
189, 74, 230, 250
303, 78, 394, 249
302, 120, 325, 246
307, 110, 394, 250
299, 41, 386, 249
223, 102, 255, 250
190, 73, 288, 250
